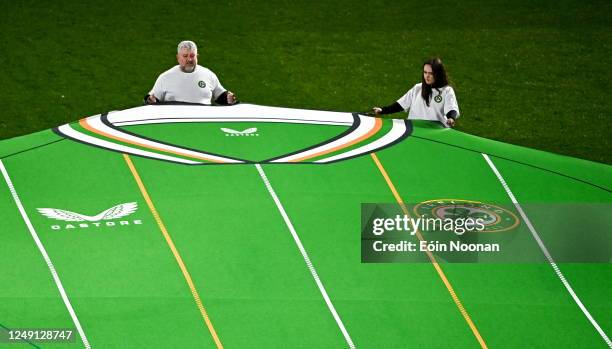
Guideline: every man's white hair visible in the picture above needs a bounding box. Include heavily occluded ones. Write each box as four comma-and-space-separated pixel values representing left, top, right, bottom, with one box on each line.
177, 40, 197, 53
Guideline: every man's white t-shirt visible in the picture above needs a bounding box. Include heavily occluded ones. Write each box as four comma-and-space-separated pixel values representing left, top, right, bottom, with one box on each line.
397, 83, 460, 125
149, 65, 226, 104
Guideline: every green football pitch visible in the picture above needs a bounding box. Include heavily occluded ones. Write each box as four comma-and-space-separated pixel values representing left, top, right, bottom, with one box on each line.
0, 104, 610, 348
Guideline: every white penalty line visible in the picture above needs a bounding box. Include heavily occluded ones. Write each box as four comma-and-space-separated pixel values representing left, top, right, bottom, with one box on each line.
255, 164, 356, 349
482, 153, 611, 348
0, 160, 90, 349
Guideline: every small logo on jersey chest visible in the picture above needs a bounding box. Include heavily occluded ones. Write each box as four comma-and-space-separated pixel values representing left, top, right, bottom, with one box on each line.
198, 81, 206, 88
221, 127, 259, 136
434, 95, 443, 103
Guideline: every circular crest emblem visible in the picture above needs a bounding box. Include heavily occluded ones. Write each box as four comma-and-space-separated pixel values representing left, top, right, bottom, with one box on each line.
434, 95, 443, 103
413, 199, 520, 233
198, 81, 206, 88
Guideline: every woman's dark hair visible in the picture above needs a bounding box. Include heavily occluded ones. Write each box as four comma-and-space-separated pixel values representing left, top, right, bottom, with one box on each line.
421, 57, 449, 106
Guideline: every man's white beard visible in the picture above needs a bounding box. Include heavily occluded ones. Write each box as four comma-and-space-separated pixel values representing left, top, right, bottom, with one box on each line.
181, 65, 195, 73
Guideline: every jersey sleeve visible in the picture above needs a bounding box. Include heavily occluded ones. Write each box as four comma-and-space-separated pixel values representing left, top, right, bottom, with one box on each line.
149, 75, 166, 102
210, 72, 227, 100
444, 87, 460, 118
396, 85, 417, 111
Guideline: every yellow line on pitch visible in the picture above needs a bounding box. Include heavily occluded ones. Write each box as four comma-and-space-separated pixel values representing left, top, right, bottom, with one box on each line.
370, 152, 488, 349
123, 154, 223, 349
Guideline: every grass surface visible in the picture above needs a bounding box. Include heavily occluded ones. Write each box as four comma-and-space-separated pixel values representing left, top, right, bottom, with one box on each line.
0, 0, 610, 163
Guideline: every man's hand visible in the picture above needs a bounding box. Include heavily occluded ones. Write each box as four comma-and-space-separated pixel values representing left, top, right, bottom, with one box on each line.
227, 91, 236, 105
446, 117, 456, 127
146, 94, 159, 104
372, 107, 382, 115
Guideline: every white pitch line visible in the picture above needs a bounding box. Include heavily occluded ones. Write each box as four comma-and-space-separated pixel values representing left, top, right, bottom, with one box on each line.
255, 164, 356, 349
0, 160, 91, 349
482, 153, 611, 348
